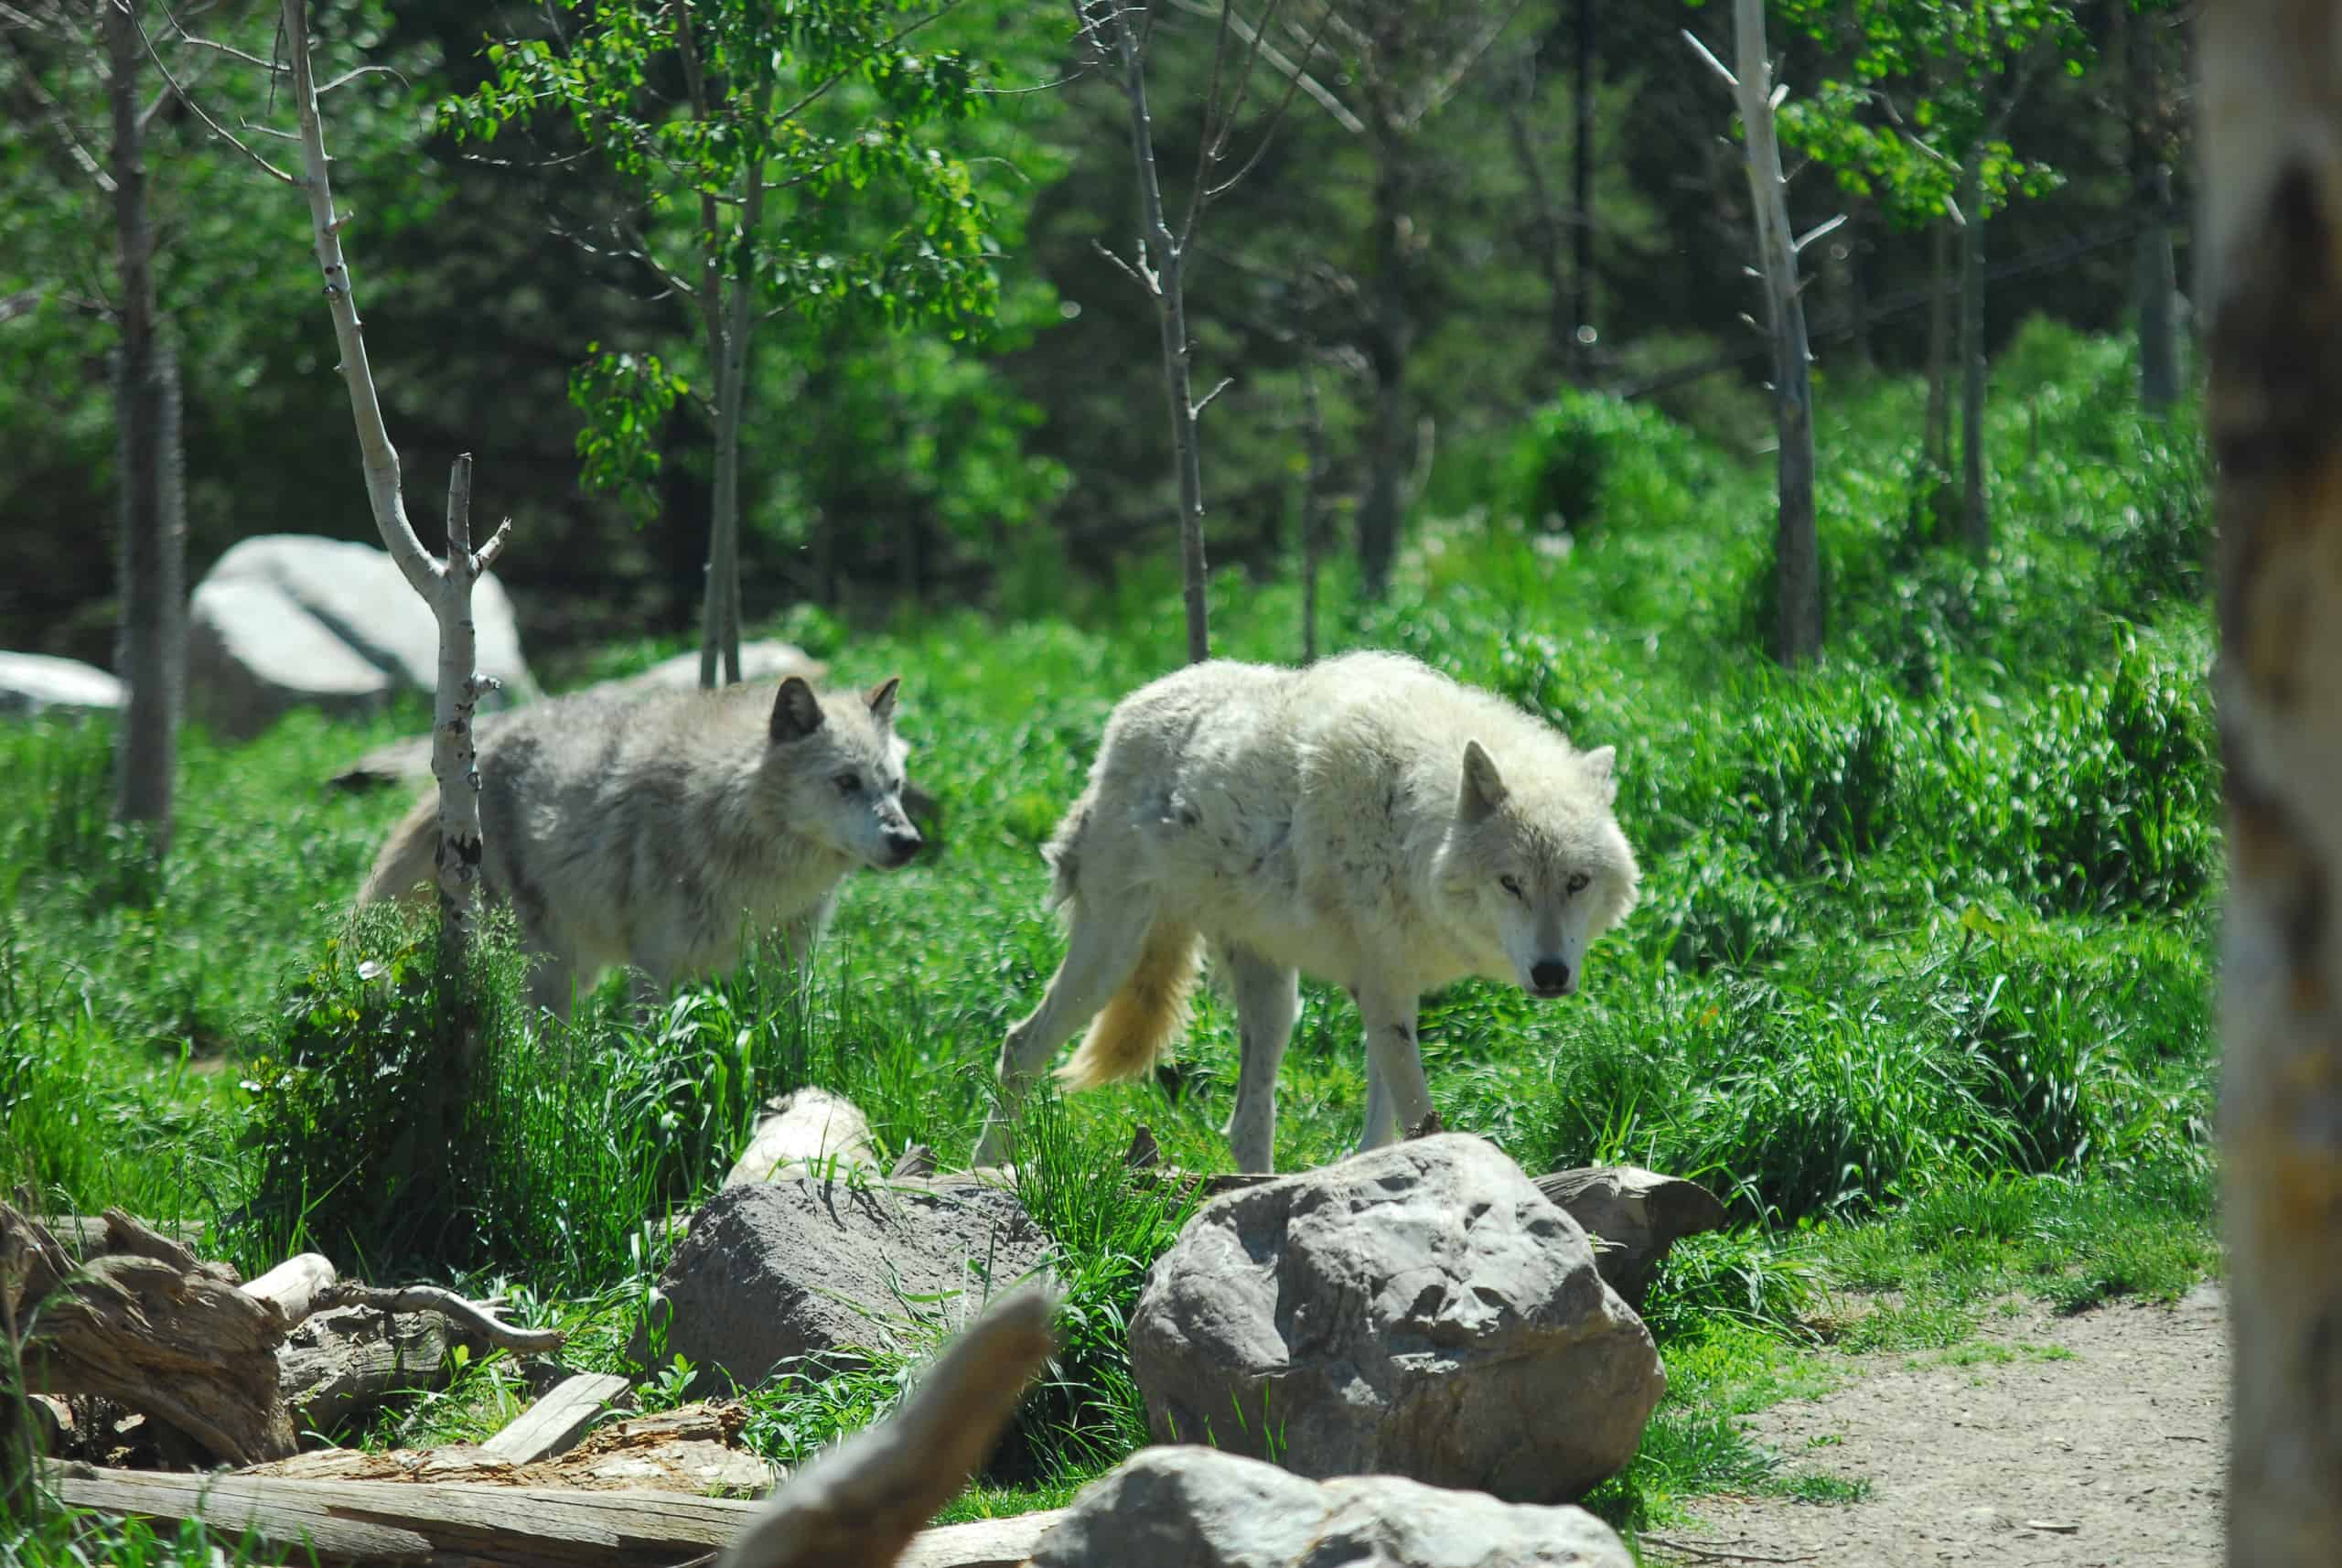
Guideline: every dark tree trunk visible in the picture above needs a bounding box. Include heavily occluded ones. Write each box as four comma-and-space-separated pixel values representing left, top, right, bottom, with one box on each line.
1959, 161, 1990, 553
1925, 219, 1953, 472
1570, 0, 1595, 379
2124, 0, 2179, 413
1357, 143, 1413, 600
104, 0, 183, 857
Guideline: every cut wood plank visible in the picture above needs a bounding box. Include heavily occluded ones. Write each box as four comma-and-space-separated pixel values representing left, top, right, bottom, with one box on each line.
50, 1465, 1067, 1568
480, 1373, 633, 1464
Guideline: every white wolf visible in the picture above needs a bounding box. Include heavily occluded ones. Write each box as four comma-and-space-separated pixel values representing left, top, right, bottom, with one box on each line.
970, 650, 1639, 1173
360, 675, 919, 1016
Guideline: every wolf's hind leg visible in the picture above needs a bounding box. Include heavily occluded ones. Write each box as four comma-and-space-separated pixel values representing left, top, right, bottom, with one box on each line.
1359, 1056, 1399, 1154
1222, 946, 1299, 1174
971, 892, 1159, 1167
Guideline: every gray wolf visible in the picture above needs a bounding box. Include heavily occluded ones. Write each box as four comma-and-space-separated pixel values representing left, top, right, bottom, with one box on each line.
971, 650, 1638, 1173
360, 675, 919, 1015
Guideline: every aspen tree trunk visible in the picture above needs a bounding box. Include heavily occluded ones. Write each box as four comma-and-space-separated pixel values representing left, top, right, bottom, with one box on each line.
1356, 145, 1412, 602
1958, 158, 1990, 553
1728, 0, 1821, 666
2124, 0, 2179, 414
697, 143, 766, 690
2202, 2, 2342, 1560
103, 1, 183, 857
1925, 220, 1952, 472
1099, 0, 1209, 663
284, 0, 510, 1069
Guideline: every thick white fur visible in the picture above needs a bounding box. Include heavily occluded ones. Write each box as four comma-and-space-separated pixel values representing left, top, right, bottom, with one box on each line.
972, 650, 1639, 1172
360, 677, 919, 1016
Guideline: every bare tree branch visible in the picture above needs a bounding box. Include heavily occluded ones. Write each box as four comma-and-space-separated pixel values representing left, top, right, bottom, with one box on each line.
131, 5, 295, 181
1169, 0, 1360, 133
0, 26, 119, 193
1402, 0, 1529, 127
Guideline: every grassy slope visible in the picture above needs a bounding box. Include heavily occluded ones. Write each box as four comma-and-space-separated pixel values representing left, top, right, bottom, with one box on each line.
2, 323, 2217, 1555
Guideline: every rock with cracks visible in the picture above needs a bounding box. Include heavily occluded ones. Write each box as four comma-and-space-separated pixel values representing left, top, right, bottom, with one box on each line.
0, 651, 123, 717
632, 1174, 1051, 1395
1130, 1133, 1664, 1504
187, 534, 534, 740
1029, 1445, 1634, 1568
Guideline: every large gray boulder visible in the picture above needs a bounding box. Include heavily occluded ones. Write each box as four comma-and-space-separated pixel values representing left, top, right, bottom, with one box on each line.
631, 1172, 1052, 1394
1030, 1445, 1635, 1568
0, 652, 123, 718
1131, 1133, 1665, 1504
188, 534, 535, 740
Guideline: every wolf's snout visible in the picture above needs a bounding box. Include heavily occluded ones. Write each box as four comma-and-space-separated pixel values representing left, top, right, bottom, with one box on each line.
1529, 959, 1574, 997
881, 826, 923, 866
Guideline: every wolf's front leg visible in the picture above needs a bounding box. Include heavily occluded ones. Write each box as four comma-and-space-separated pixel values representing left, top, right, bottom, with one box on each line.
779, 890, 839, 975
1355, 983, 1433, 1153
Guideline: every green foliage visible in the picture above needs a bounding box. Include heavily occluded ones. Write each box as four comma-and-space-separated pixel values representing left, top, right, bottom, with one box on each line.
445, 0, 1007, 510
1497, 387, 1718, 536
570, 344, 688, 520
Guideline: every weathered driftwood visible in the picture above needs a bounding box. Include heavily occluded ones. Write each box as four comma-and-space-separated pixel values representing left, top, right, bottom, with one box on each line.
6, 1202, 563, 1463
244, 1252, 338, 1322
1535, 1166, 1729, 1310
279, 1305, 481, 1437
27, 1212, 205, 1258
50, 1466, 1067, 1568
309, 1283, 565, 1356
480, 1372, 633, 1464
11, 1206, 298, 1466
715, 1281, 1061, 1568
244, 1402, 773, 1497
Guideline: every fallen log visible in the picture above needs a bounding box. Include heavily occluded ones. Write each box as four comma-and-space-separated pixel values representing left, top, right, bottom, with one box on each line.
49, 1466, 1067, 1568
279, 1306, 485, 1437
5, 1201, 565, 1465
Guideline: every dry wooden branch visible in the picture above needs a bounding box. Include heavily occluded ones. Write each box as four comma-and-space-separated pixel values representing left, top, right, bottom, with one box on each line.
242, 1251, 337, 1323
311, 1283, 565, 1355
480, 1372, 632, 1464
715, 1281, 1060, 1568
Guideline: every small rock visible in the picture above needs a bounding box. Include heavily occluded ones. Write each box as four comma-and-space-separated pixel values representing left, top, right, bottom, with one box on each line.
1131, 1133, 1666, 1504
0, 651, 123, 718
1029, 1445, 1635, 1567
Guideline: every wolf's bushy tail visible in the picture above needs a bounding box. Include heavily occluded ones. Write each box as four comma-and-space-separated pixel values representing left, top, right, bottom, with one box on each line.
1055, 918, 1202, 1090
358, 788, 443, 907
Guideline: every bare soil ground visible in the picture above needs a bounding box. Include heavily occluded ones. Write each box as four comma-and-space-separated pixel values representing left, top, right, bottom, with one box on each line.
1653, 1282, 2227, 1568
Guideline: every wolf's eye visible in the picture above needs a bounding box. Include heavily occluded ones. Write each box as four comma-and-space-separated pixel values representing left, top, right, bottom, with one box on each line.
1566, 872, 1591, 896
833, 772, 862, 797
1499, 875, 1525, 900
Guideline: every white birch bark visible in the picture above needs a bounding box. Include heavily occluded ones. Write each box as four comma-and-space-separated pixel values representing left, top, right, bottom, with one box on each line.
282, 0, 510, 1022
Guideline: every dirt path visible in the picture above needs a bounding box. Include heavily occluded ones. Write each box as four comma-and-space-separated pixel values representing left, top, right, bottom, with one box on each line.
1655, 1282, 2227, 1568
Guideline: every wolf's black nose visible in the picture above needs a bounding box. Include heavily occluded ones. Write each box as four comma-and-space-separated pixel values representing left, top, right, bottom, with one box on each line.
883, 827, 923, 865
1531, 959, 1573, 994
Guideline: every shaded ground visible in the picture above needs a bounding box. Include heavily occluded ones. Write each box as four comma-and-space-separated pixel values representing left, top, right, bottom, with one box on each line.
1655, 1283, 2226, 1568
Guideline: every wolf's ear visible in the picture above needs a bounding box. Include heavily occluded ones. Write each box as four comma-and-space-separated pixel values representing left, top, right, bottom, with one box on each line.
1459, 739, 1509, 822
1582, 744, 1618, 805
865, 675, 901, 727
771, 676, 825, 743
